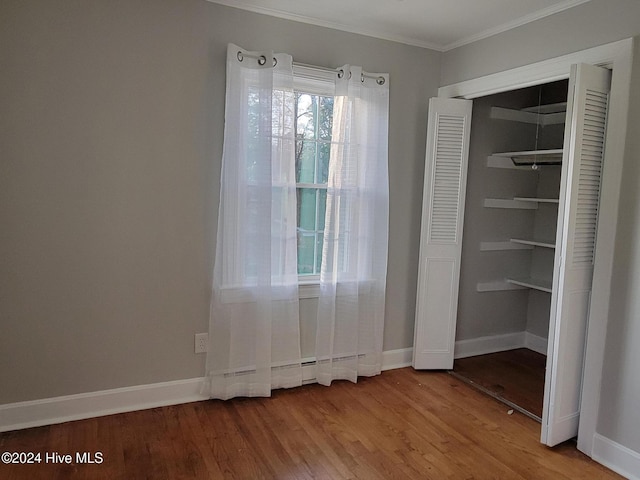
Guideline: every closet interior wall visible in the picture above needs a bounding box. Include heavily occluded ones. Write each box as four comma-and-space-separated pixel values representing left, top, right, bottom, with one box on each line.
456, 80, 569, 350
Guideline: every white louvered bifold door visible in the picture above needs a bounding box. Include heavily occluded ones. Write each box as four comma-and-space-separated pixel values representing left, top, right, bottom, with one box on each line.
413, 98, 472, 370
542, 63, 611, 447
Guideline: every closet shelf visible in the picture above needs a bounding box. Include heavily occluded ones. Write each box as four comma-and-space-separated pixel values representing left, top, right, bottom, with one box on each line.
521, 102, 567, 114
513, 196, 560, 204
492, 149, 563, 167
480, 241, 533, 251
484, 198, 538, 210
476, 281, 526, 292
510, 238, 556, 249
490, 103, 566, 126
483, 197, 559, 209
506, 277, 552, 293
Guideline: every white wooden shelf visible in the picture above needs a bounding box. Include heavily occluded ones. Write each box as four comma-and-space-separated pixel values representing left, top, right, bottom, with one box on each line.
476, 281, 526, 292
521, 102, 567, 114
487, 155, 533, 169
513, 196, 560, 204
491, 149, 563, 167
477, 277, 553, 293
505, 277, 553, 293
480, 241, 533, 251
490, 103, 566, 126
484, 198, 538, 210
510, 238, 556, 249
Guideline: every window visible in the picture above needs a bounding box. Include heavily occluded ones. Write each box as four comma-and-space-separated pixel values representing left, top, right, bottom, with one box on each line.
295, 91, 333, 277
293, 68, 335, 280
220, 65, 335, 292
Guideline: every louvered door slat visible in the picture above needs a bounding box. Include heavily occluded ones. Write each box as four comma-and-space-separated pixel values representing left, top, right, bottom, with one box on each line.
429, 114, 466, 244
572, 87, 608, 267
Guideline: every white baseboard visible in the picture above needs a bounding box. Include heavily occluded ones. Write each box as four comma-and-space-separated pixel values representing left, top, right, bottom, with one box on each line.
382, 348, 413, 371
524, 332, 548, 355
592, 433, 640, 480
0, 347, 414, 433
454, 331, 548, 359
0, 377, 209, 433
454, 332, 526, 358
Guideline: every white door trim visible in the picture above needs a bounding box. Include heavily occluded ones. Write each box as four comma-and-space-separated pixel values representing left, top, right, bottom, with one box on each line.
436, 38, 633, 456
438, 39, 629, 99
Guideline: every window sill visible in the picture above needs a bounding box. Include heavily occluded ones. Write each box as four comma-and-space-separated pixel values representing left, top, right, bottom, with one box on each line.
217, 282, 320, 303
299, 278, 376, 299
218, 279, 375, 303
298, 282, 320, 299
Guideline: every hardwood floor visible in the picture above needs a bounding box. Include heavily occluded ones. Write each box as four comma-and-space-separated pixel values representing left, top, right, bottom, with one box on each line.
453, 348, 546, 419
0, 368, 621, 479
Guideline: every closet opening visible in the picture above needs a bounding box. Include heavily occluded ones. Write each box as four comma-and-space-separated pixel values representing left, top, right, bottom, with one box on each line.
450, 79, 569, 422
414, 45, 629, 449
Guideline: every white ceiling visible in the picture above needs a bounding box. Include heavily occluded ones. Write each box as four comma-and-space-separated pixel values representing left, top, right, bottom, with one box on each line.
208, 0, 591, 51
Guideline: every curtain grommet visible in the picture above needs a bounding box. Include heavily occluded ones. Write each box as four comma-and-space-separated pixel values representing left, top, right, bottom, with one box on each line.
337, 69, 352, 80
377, 77, 386, 86
237, 51, 244, 62
258, 55, 267, 66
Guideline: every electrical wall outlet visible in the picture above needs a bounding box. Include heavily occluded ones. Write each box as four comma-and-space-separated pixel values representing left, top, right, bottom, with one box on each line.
194, 333, 208, 354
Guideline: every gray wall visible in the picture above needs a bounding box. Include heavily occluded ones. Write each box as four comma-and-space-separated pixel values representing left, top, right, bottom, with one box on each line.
597, 35, 640, 453
457, 85, 563, 343
441, 0, 640, 85
0, 0, 440, 404
442, 0, 640, 457
458, 90, 538, 341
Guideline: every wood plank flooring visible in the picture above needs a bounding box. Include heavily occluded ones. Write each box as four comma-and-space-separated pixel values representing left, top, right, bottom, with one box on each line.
0, 368, 621, 479
453, 348, 546, 419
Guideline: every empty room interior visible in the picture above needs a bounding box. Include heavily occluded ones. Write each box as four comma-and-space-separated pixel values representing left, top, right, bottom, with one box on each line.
1, 0, 640, 478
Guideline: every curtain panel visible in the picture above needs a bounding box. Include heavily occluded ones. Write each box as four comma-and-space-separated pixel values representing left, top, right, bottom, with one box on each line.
205, 44, 302, 400
315, 65, 390, 385
207, 45, 389, 399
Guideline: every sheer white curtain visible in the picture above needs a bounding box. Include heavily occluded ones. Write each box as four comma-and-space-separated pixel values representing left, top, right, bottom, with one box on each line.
315, 65, 390, 385
206, 44, 302, 400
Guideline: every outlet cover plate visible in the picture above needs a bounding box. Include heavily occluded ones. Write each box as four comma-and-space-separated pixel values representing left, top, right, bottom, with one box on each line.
194, 333, 208, 353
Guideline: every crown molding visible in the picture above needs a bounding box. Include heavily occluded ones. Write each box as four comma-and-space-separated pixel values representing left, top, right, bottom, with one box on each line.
207, 0, 592, 53
442, 0, 592, 51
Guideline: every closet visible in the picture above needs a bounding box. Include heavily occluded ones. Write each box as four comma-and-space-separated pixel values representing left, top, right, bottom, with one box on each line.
412, 63, 612, 447
451, 80, 568, 422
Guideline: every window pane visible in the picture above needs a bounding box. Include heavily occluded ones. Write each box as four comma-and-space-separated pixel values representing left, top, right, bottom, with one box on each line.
297, 188, 317, 232
295, 93, 316, 140
297, 233, 315, 275
315, 234, 324, 275
295, 140, 316, 183
318, 96, 334, 141
317, 189, 327, 231
317, 142, 330, 184
272, 88, 295, 139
